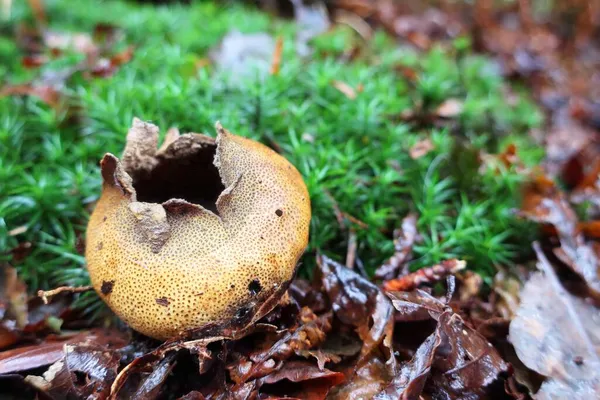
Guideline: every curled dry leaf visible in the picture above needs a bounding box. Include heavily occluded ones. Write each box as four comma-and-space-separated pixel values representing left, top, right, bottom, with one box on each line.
509, 244, 600, 399
375, 213, 418, 280
86, 118, 311, 340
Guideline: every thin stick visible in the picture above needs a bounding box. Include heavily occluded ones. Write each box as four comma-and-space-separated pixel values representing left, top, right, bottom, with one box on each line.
532, 242, 600, 364
38, 285, 93, 304
345, 228, 357, 269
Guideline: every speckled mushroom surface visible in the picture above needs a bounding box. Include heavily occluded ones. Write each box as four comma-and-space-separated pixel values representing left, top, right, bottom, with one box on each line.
85, 118, 311, 340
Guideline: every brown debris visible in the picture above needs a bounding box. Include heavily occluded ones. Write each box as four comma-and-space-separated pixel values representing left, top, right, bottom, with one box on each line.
382, 259, 466, 292
510, 243, 600, 398
375, 213, 419, 280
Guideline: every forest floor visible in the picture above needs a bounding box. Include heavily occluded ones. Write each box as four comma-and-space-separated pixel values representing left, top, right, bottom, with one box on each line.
0, 0, 599, 399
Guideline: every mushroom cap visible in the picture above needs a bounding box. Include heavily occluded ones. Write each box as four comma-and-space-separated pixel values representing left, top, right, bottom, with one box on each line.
85, 118, 311, 340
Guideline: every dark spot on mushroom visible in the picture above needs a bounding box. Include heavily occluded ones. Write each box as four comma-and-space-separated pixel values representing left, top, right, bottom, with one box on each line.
230, 284, 235, 289
97, 242, 103, 250
156, 297, 170, 307
275, 209, 283, 217
103, 216, 107, 222
574, 356, 584, 366
101, 280, 114, 295
249, 279, 262, 295
235, 306, 251, 320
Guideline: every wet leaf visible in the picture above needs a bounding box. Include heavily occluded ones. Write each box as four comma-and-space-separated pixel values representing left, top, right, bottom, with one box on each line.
258, 360, 345, 400
328, 356, 390, 400
318, 255, 395, 367
510, 244, 600, 399
374, 330, 440, 399
0, 329, 127, 375
522, 176, 600, 296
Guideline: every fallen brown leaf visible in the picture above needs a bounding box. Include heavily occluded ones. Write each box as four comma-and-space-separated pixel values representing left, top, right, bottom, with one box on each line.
409, 138, 435, 159
332, 80, 357, 99
375, 213, 419, 280
435, 98, 463, 118
510, 243, 600, 398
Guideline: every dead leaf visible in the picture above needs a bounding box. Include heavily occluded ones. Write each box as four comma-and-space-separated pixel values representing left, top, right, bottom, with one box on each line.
374, 330, 441, 399
258, 360, 345, 399
435, 98, 463, 118
388, 282, 509, 398
409, 138, 435, 159
26, 343, 121, 399
375, 214, 419, 280
0, 329, 128, 375
332, 80, 357, 99
510, 243, 600, 399
328, 356, 390, 399
318, 255, 395, 368
521, 176, 600, 296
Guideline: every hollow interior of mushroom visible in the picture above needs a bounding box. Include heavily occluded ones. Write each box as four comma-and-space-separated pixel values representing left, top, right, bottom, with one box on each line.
131, 143, 225, 213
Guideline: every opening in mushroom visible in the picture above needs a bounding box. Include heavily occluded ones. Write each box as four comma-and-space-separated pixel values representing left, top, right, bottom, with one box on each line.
130, 143, 225, 213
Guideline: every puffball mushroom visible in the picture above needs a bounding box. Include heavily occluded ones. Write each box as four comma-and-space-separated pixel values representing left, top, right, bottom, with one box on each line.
85, 118, 311, 340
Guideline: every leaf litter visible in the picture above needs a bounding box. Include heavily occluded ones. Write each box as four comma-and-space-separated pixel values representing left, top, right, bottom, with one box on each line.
3, 0, 600, 399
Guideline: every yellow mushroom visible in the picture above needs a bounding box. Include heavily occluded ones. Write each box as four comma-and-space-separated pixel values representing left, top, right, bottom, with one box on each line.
85, 118, 311, 340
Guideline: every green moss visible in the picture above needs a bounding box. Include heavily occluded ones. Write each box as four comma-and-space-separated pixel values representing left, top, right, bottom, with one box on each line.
1, 0, 543, 297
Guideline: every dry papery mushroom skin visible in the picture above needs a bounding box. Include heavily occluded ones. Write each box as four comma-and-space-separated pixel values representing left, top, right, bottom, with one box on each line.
86, 118, 311, 340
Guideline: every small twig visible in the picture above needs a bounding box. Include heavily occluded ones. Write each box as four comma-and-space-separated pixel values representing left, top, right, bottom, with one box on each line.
269, 36, 283, 76
345, 228, 357, 269
532, 242, 600, 364
323, 189, 346, 228
38, 285, 93, 304
383, 259, 466, 292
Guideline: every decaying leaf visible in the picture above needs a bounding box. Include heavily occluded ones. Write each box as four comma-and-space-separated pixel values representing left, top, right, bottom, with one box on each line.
0, 329, 128, 376
387, 281, 509, 398
25, 343, 121, 399
510, 244, 600, 399
435, 98, 463, 118
332, 80, 357, 99
375, 213, 419, 280
318, 255, 395, 368
409, 138, 435, 159
522, 175, 600, 296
